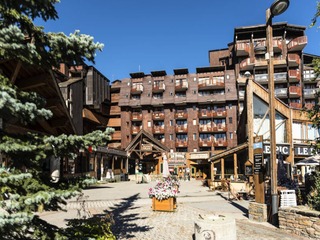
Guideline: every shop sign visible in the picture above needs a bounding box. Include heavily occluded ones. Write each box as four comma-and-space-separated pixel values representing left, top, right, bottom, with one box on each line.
141, 144, 152, 151
189, 152, 209, 160
294, 146, 313, 156
254, 153, 263, 174
263, 143, 290, 156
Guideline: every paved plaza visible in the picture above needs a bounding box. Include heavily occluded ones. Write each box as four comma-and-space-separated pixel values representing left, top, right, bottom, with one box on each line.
39, 178, 310, 240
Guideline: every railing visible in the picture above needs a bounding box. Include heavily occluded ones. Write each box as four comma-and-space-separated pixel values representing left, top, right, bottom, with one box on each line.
213, 138, 228, 147
289, 69, 301, 82
175, 111, 188, 119
287, 36, 307, 52
175, 125, 188, 132
152, 112, 165, 120
198, 109, 214, 118
131, 113, 143, 121
199, 124, 213, 132
275, 88, 287, 97
199, 139, 213, 147
289, 102, 302, 109
240, 58, 254, 70
288, 54, 300, 66
304, 88, 317, 98
239, 90, 245, 100
153, 126, 165, 134
131, 84, 144, 93
274, 72, 287, 82
153, 81, 165, 92
236, 41, 250, 56
175, 80, 188, 90
131, 126, 142, 134
175, 139, 188, 147
255, 73, 268, 83
289, 86, 302, 97
198, 77, 225, 89
212, 109, 227, 117
213, 123, 227, 132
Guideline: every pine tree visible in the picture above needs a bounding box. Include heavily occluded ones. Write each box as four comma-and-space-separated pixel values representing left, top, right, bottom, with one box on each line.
0, 1, 113, 239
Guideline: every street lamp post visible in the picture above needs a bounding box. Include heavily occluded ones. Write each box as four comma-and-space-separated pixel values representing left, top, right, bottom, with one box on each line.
266, 0, 290, 225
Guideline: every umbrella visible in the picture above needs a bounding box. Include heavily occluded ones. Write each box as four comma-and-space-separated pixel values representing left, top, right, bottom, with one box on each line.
162, 153, 170, 177
295, 155, 320, 166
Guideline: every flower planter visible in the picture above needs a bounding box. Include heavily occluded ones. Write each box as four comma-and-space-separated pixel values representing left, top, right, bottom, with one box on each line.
152, 197, 176, 212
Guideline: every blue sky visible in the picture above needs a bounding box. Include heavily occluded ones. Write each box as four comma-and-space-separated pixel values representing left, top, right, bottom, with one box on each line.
38, 0, 320, 81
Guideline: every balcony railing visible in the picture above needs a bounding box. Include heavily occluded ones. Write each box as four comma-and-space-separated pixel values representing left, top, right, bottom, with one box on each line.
199, 124, 213, 132
175, 80, 188, 91
289, 86, 302, 97
198, 109, 214, 118
175, 111, 188, 119
153, 126, 165, 134
240, 58, 254, 70
289, 69, 301, 82
304, 102, 315, 109
275, 88, 288, 98
287, 36, 307, 52
213, 123, 227, 132
131, 113, 143, 121
152, 81, 165, 92
111, 131, 121, 140
236, 41, 250, 56
288, 54, 300, 67
152, 112, 165, 120
212, 109, 227, 118
304, 88, 318, 99
131, 126, 142, 134
199, 139, 213, 147
213, 138, 227, 147
175, 125, 188, 133
131, 84, 144, 94
274, 72, 287, 83
273, 38, 283, 52
255, 73, 268, 83
175, 139, 188, 147
198, 77, 225, 89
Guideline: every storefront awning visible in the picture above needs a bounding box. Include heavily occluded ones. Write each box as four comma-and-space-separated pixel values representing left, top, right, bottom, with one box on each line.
209, 142, 248, 162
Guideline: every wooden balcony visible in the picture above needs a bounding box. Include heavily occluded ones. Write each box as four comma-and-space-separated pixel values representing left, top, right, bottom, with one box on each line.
175, 111, 188, 119
131, 84, 144, 94
111, 94, 120, 102
152, 112, 165, 120
289, 102, 302, 109
240, 58, 254, 70
287, 36, 307, 52
273, 38, 283, 52
198, 77, 225, 90
198, 109, 214, 118
212, 109, 227, 118
255, 58, 268, 67
289, 86, 302, 98
153, 126, 165, 134
213, 138, 228, 147
152, 81, 165, 93
288, 54, 301, 67
175, 80, 188, 91
131, 126, 142, 134
289, 69, 301, 82
175, 125, 188, 133
212, 123, 227, 132
235, 41, 250, 56
199, 124, 213, 132
254, 39, 266, 52
175, 140, 188, 147
111, 131, 121, 140
131, 113, 143, 121
110, 105, 121, 115
199, 139, 213, 147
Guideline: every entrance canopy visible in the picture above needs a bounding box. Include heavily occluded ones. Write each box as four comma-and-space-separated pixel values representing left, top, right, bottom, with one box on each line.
125, 130, 170, 159
208, 142, 248, 163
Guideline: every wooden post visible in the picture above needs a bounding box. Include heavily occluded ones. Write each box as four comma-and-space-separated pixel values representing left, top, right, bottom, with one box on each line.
221, 158, 225, 179
211, 161, 214, 181
233, 153, 238, 180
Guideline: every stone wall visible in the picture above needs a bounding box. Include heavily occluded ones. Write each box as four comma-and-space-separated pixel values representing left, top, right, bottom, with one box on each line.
279, 206, 320, 239
248, 202, 268, 222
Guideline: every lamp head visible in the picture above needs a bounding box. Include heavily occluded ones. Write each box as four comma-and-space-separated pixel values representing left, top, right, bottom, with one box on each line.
270, 0, 290, 16
244, 71, 251, 78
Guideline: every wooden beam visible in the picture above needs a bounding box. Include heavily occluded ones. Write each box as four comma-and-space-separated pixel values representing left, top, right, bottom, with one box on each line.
233, 153, 238, 180
221, 158, 225, 179
18, 73, 51, 90
10, 61, 22, 84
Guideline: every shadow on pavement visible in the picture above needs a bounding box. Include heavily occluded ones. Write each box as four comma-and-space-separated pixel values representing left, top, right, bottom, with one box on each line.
217, 192, 248, 217
108, 193, 152, 239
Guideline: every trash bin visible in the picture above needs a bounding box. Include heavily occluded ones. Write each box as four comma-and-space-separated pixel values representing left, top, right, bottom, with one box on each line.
194, 214, 236, 240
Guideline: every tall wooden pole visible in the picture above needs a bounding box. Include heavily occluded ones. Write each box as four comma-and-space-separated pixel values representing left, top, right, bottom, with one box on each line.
266, 8, 278, 224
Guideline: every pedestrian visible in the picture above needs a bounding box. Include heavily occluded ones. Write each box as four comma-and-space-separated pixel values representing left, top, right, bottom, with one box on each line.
186, 166, 190, 181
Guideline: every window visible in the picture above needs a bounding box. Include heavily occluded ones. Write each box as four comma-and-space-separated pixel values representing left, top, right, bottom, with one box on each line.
148, 121, 151, 127
153, 93, 163, 99
193, 119, 197, 125
229, 117, 232, 124
170, 120, 173, 126
193, 133, 197, 140
131, 95, 140, 100
170, 134, 173, 140
175, 92, 186, 98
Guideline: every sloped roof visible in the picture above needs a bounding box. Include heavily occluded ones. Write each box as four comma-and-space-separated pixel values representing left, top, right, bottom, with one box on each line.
125, 129, 169, 159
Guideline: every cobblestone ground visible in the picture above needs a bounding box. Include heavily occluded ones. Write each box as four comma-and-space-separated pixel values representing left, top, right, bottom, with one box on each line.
61, 199, 310, 240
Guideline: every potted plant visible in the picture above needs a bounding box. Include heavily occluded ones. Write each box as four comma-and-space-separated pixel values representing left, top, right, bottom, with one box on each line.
148, 176, 180, 211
